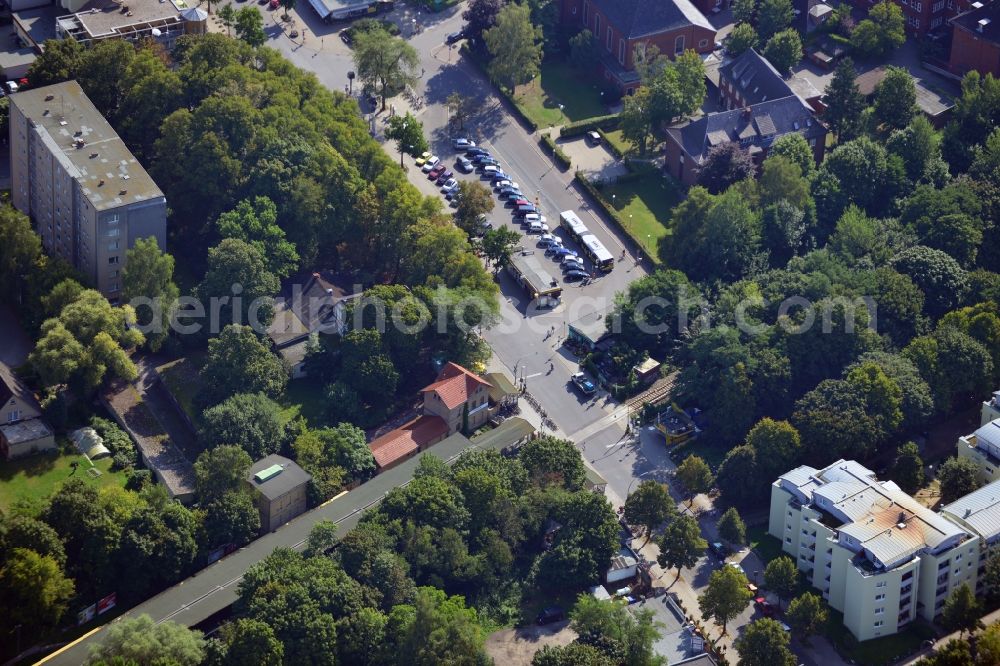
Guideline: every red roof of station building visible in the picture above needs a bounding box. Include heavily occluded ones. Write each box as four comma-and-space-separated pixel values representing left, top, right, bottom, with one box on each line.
369, 415, 449, 469
420, 362, 493, 410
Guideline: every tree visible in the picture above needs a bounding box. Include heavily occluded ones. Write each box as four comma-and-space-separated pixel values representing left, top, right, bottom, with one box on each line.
454, 181, 495, 236
656, 514, 707, 579
121, 236, 178, 353
764, 556, 798, 608
0, 205, 42, 301
757, 0, 794, 40
201, 491, 261, 548
978, 623, 1000, 666
942, 71, 1000, 172
851, 2, 905, 57
763, 29, 802, 74
323, 423, 377, 481
699, 142, 755, 194
87, 614, 206, 665
194, 445, 253, 501
485, 3, 542, 90
769, 133, 815, 176
217, 4, 236, 36
218, 618, 283, 666
676, 455, 714, 502
699, 564, 753, 633
569, 29, 599, 70
1, 516, 67, 566
279, 0, 295, 20
519, 437, 586, 489
199, 324, 287, 407
735, 618, 797, 666
624, 480, 677, 544
337, 607, 388, 666
982, 551, 1000, 602
304, 520, 339, 557
26, 38, 83, 87
197, 238, 279, 330
716, 445, 764, 507
876, 68, 919, 131
533, 643, 614, 666
891, 246, 969, 318
385, 112, 428, 160
353, 28, 420, 110
786, 592, 827, 641
481, 227, 520, 270
569, 594, 663, 666
733, 0, 758, 24
747, 418, 802, 481
941, 584, 982, 637
824, 59, 864, 142
200, 393, 287, 460
620, 86, 655, 154
917, 639, 974, 666
391, 587, 489, 665
938, 457, 982, 505
0, 548, 75, 631
234, 7, 266, 48
463, 0, 506, 42
541, 492, 621, 588
718, 507, 747, 546
892, 442, 925, 494
727, 23, 759, 57
216, 197, 299, 280
115, 494, 199, 602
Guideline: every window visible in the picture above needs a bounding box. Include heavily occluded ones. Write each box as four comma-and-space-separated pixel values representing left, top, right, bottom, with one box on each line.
699, 39, 708, 48
914, 1, 922, 9
606, 26, 613, 51
107, 214, 119, 225
876, 581, 887, 588
619, 38, 625, 64
932, 0, 945, 11
875, 607, 885, 615
876, 594, 886, 601
108, 256, 119, 265
108, 241, 119, 251
594, 13, 600, 36
931, 16, 943, 26
947, 0, 954, 8
107, 227, 120, 237
874, 620, 884, 627
674, 35, 685, 55
109, 282, 119, 293
786, 536, 792, 543
7, 410, 19, 423
583, 0, 589, 23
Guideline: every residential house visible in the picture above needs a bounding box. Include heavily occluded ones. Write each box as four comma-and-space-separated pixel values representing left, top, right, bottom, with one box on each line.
948, 0, 1000, 77
0, 361, 55, 460
421, 362, 493, 435
849, 0, 974, 34
664, 96, 827, 186
718, 48, 823, 111
9, 81, 166, 301
557, 0, 717, 94
369, 415, 450, 472
267, 271, 361, 378
245, 454, 311, 532
768, 460, 982, 641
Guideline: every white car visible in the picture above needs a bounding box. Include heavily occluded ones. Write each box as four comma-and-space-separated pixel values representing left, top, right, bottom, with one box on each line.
493, 179, 512, 191
538, 234, 562, 248
421, 156, 440, 172
441, 178, 459, 192
453, 138, 475, 150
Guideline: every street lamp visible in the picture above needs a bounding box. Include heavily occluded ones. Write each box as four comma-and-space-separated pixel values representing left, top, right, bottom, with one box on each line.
347, 70, 355, 95
397, 120, 409, 167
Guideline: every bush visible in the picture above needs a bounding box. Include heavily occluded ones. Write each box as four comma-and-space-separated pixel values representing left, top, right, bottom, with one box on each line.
559, 114, 621, 138
539, 133, 571, 169
125, 469, 152, 492
90, 415, 137, 470
347, 18, 400, 39
599, 129, 626, 159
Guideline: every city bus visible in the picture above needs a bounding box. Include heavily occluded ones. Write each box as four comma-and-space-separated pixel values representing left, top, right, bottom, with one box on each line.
579, 233, 615, 272
559, 210, 590, 244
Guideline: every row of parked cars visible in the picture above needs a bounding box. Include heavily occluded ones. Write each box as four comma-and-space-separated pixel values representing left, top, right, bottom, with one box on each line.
442, 140, 595, 282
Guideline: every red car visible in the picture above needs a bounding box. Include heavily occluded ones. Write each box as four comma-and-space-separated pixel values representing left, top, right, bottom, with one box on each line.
269, 0, 279, 8
754, 597, 777, 617
511, 198, 529, 207
427, 165, 446, 180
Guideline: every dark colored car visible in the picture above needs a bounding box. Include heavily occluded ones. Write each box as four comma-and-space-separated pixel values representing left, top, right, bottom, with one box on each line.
709, 542, 729, 559
339, 29, 353, 45
498, 188, 523, 200
471, 154, 496, 165
445, 30, 466, 45
547, 246, 577, 259
466, 147, 489, 157
514, 204, 538, 217
564, 269, 589, 282
536, 606, 566, 625
427, 165, 446, 180
435, 170, 454, 185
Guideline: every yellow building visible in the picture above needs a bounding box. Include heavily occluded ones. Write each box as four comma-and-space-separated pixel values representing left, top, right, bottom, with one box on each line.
769, 460, 979, 642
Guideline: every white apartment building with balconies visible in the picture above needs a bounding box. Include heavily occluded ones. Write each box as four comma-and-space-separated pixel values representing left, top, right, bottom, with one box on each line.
769, 460, 980, 641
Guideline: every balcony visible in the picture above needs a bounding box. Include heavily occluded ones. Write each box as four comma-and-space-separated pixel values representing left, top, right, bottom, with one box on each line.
902, 571, 913, 582
900, 584, 912, 596
936, 585, 949, 597
937, 574, 949, 585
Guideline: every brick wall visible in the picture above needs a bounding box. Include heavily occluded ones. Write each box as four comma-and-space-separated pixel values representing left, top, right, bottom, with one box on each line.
949, 26, 1000, 76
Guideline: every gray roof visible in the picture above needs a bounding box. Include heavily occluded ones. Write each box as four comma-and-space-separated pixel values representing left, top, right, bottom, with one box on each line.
667, 95, 824, 163
973, 419, 1000, 461
247, 454, 311, 501
941, 479, 1000, 545
719, 49, 794, 104
590, 0, 714, 38
951, 0, 1000, 45
0, 360, 43, 418
267, 270, 360, 348
9, 81, 164, 212
0, 418, 52, 445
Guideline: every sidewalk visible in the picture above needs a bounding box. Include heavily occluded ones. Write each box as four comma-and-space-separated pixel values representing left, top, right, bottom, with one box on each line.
898, 607, 1000, 665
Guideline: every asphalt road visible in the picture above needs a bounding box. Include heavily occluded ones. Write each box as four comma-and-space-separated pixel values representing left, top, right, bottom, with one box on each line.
37, 426, 521, 665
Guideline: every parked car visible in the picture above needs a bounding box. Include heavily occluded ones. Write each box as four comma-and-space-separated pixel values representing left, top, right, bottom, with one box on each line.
471, 153, 495, 164
427, 165, 446, 180
435, 170, 454, 185
547, 246, 577, 259
490, 170, 510, 182
421, 156, 441, 172
528, 221, 543, 234
452, 137, 475, 150
509, 198, 529, 208
562, 260, 585, 273
561, 255, 585, 268
441, 177, 459, 190
709, 542, 729, 559
456, 156, 474, 173
415, 151, 432, 166
498, 188, 523, 200
586, 130, 601, 145
538, 233, 562, 248
571, 372, 597, 395
727, 562, 746, 575
445, 30, 466, 45
340, 29, 353, 45
466, 147, 489, 157
754, 597, 777, 618
493, 179, 512, 191
269, 0, 280, 9
536, 606, 566, 625
564, 269, 589, 282
514, 204, 538, 217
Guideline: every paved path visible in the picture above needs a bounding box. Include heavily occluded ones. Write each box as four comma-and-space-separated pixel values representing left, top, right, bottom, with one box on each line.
37, 427, 518, 665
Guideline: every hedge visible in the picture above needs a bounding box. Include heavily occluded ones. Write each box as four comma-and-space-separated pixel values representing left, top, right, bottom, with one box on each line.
598, 129, 626, 159
559, 113, 621, 138
539, 133, 572, 170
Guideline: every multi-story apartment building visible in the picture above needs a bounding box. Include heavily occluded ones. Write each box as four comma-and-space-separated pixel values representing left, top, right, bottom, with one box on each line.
955, 391, 1000, 483
769, 460, 980, 641
940, 479, 1000, 597
9, 80, 166, 301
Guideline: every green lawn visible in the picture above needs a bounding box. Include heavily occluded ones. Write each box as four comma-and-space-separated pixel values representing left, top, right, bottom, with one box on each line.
0, 442, 127, 512
512, 61, 608, 128
747, 525, 785, 565
279, 378, 330, 429
602, 129, 633, 157
600, 172, 682, 258
826, 611, 934, 666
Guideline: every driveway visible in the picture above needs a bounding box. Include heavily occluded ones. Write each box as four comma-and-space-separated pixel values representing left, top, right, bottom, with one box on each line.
0, 302, 32, 367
